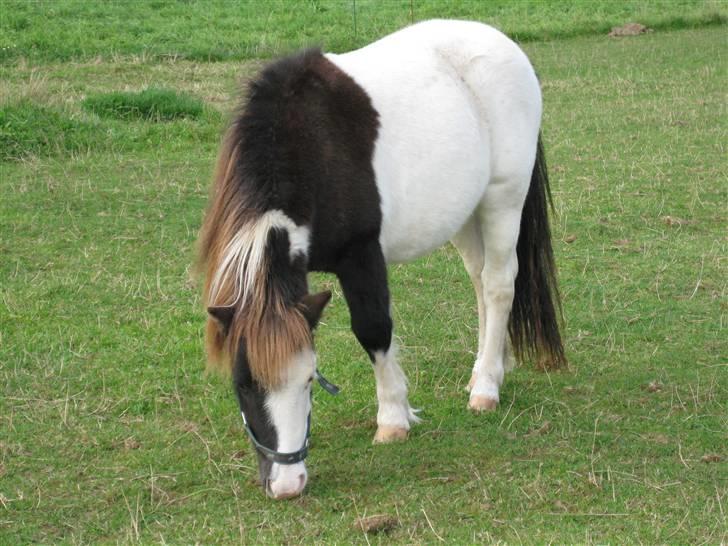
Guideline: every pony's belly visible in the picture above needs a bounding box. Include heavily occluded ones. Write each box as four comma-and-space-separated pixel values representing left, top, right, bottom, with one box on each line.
378, 166, 487, 264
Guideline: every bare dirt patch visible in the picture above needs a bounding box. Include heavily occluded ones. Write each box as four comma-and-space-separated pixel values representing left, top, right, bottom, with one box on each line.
354, 514, 398, 534
608, 23, 652, 37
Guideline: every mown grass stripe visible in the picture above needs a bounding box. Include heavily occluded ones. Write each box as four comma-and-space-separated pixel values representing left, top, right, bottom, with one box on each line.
0, 0, 725, 64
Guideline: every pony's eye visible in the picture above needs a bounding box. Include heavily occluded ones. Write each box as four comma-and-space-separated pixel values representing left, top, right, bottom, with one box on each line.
307, 376, 314, 385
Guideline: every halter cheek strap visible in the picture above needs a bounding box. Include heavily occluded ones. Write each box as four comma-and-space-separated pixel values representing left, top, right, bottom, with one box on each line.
241, 411, 311, 465
240, 369, 340, 465
315, 370, 340, 395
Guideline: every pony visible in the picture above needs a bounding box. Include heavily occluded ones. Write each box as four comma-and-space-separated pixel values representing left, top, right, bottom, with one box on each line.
197, 19, 565, 500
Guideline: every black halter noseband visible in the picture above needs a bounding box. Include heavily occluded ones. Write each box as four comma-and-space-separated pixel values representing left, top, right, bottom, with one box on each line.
241, 370, 340, 465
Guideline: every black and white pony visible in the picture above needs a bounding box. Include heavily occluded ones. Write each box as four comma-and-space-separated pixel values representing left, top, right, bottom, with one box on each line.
198, 20, 565, 500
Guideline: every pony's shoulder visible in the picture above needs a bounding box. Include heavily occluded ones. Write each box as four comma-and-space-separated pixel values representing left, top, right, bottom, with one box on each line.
248, 48, 326, 102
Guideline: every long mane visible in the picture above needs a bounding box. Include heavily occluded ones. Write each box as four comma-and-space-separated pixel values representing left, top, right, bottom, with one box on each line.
197, 53, 323, 388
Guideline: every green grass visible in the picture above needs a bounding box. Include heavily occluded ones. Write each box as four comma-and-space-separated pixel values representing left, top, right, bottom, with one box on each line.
82, 88, 205, 121
0, 102, 104, 161
0, 91, 209, 163
1, 5, 726, 545
1, 91, 222, 162
0, 0, 725, 64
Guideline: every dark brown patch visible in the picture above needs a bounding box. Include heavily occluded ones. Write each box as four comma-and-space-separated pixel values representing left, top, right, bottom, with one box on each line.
123, 437, 141, 450
177, 421, 199, 434
525, 420, 551, 437
644, 381, 663, 393
661, 215, 693, 226
701, 454, 723, 463
608, 23, 652, 37
354, 515, 398, 534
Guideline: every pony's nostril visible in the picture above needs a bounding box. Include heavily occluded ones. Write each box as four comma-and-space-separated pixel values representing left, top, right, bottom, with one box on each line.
297, 473, 306, 490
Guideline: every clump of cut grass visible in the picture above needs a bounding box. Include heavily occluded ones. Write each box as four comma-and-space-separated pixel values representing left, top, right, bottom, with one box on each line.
82, 88, 204, 121
0, 101, 102, 161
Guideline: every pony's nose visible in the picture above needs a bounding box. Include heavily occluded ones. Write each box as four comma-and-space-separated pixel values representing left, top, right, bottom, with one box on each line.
268, 472, 307, 500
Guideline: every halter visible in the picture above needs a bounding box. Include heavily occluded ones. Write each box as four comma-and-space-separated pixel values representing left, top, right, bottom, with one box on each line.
241, 370, 340, 465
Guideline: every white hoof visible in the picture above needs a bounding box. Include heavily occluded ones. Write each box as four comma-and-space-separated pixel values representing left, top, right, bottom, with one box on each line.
468, 395, 498, 412
373, 425, 409, 444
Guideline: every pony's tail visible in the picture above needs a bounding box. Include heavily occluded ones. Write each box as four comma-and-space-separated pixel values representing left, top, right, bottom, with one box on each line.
509, 134, 567, 369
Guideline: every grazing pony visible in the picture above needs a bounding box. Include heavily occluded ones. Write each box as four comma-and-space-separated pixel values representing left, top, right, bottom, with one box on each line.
198, 20, 565, 499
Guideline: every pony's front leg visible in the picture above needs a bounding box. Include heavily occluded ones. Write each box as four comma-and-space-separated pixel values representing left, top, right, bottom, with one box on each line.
335, 239, 419, 443
370, 340, 421, 442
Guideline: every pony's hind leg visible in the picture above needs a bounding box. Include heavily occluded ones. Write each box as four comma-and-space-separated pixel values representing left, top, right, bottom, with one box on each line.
451, 216, 486, 392
335, 239, 419, 443
453, 216, 518, 395
468, 189, 525, 411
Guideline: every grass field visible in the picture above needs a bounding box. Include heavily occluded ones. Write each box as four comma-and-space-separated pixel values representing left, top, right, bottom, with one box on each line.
1, 0, 725, 63
1, 2, 726, 544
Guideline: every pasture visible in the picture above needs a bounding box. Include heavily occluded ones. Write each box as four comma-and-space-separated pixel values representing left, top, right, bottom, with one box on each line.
1, 1, 726, 543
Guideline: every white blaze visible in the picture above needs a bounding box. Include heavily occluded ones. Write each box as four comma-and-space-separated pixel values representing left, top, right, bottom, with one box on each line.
265, 349, 317, 499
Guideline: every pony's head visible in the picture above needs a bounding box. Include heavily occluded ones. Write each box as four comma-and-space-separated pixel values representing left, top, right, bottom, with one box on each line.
207, 290, 331, 499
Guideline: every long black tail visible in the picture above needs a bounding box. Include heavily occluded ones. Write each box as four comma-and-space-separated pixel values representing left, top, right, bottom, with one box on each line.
509, 135, 567, 368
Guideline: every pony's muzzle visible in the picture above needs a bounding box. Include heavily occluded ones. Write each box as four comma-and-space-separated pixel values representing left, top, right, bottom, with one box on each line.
266, 463, 307, 499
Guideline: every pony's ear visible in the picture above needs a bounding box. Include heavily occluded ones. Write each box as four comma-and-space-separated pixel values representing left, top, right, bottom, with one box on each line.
207, 306, 235, 334
300, 291, 332, 329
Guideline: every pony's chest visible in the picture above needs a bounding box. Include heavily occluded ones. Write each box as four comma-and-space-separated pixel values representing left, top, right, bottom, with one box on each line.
375, 153, 488, 264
